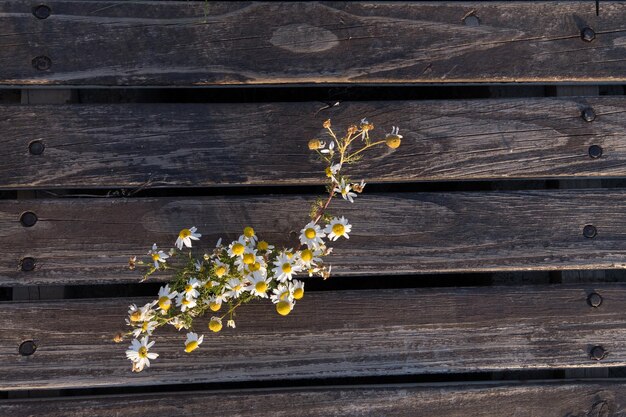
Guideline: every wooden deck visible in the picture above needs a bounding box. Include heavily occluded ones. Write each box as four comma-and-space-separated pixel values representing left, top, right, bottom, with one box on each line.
2, 1, 626, 415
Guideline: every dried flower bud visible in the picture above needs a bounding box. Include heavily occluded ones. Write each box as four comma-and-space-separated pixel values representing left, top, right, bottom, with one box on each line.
308, 139, 323, 150
385, 134, 402, 149
113, 332, 124, 343
323, 119, 331, 129
347, 125, 358, 135
128, 256, 137, 270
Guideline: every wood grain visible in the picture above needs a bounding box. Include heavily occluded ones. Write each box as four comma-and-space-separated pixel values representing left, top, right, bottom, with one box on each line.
3, 190, 626, 285
2, 97, 625, 188
0, 1, 623, 85
1, 382, 625, 416
1, 285, 625, 390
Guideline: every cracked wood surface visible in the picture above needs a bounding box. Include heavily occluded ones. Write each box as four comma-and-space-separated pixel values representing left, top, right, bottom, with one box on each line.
0, 1, 624, 85
2, 190, 626, 285
1, 382, 624, 416
1, 97, 626, 188
1, 285, 625, 390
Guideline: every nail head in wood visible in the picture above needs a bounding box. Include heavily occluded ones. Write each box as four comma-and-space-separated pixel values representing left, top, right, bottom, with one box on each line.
463, 15, 480, 27
19, 340, 37, 356
581, 107, 596, 122
28, 140, 45, 155
32, 55, 52, 71
590, 345, 605, 360
583, 225, 597, 239
587, 292, 602, 307
20, 257, 36, 272
32, 5, 51, 19
588, 145, 602, 159
20, 212, 38, 227
581, 27, 596, 42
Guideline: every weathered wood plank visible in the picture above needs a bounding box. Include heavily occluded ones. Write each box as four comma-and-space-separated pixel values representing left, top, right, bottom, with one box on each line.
2, 382, 625, 416
0, 1, 623, 86
2, 190, 626, 285
1, 285, 625, 390
1, 97, 625, 188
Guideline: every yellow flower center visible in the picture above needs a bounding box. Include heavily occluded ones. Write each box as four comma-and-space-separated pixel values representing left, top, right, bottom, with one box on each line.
293, 287, 304, 300
185, 284, 193, 293
276, 300, 292, 316
332, 223, 345, 236
301, 249, 313, 262
280, 290, 290, 300
215, 266, 226, 277
385, 135, 402, 149
151, 253, 160, 262
255, 281, 268, 293
305, 228, 316, 239
138, 346, 148, 358
185, 341, 199, 353
209, 319, 222, 332
232, 243, 245, 256
325, 167, 333, 177
243, 253, 255, 264
204, 281, 213, 289
244, 227, 255, 238
250, 262, 261, 272
141, 321, 150, 332
257, 240, 269, 251
282, 263, 292, 274
130, 311, 142, 322
158, 296, 171, 311
182, 298, 190, 306
179, 229, 191, 239
209, 301, 221, 312
233, 284, 242, 292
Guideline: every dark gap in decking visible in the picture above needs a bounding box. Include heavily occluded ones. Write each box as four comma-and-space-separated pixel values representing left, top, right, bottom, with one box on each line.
0, 369, 573, 399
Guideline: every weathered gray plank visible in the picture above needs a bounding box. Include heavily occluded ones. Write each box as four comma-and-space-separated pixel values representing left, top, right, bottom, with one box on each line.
1, 285, 624, 390
1, 97, 625, 188
3, 190, 626, 285
0, 1, 623, 85
2, 381, 625, 416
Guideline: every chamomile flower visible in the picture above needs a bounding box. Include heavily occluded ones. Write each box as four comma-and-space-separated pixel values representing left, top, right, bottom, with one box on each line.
184, 332, 204, 353
334, 178, 357, 203
290, 280, 305, 300
132, 320, 158, 338
256, 240, 274, 252
126, 336, 158, 372
228, 236, 248, 258
243, 226, 258, 244
176, 293, 197, 312
205, 295, 223, 312
127, 302, 156, 325
271, 284, 293, 304
224, 278, 246, 298
324, 216, 352, 241
157, 285, 177, 314
298, 247, 323, 269
272, 252, 301, 282
148, 243, 169, 268
169, 317, 187, 331
299, 222, 326, 249
227, 319, 236, 328
183, 278, 201, 299
213, 260, 229, 278
246, 273, 271, 298
352, 180, 366, 193
235, 248, 262, 271
175, 226, 201, 250
325, 162, 342, 182
385, 126, 402, 149
194, 260, 204, 272
208, 316, 223, 332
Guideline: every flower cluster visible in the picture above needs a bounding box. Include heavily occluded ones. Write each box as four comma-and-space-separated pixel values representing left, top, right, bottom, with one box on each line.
120, 118, 402, 372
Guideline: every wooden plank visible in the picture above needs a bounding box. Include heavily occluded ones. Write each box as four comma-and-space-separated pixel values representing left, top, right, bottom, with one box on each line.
2, 382, 625, 416
3, 190, 626, 285
1, 285, 625, 390
1, 96, 625, 189
0, 1, 623, 86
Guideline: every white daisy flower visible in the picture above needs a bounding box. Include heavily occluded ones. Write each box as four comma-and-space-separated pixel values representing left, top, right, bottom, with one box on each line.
205, 294, 223, 312
243, 226, 258, 244
176, 293, 197, 312
183, 278, 201, 299
227, 236, 248, 258
208, 316, 223, 333
272, 252, 301, 282
235, 248, 262, 271
184, 332, 204, 353
290, 280, 305, 300
169, 317, 187, 331
148, 243, 169, 268
157, 285, 177, 314
334, 178, 357, 203
125, 336, 158, 372
270, 284, 293, 304
299, 221, 326, 249
224, 278, 246, 298
324, 216, 352, 241
213, 260, 229, 278
132, 320, 158, 338
175, 226, 201, 250
245, 272, 271, 298
256, 240, 274, 252
297, 247, 323, 269
127, 302, 156, 325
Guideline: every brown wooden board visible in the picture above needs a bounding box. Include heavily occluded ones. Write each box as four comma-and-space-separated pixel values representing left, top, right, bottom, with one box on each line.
1, 285, 625, 390
1, 382, 625, 416
3, 190, 626, 286
1, 97, 624, 189
0, 1, 623, 86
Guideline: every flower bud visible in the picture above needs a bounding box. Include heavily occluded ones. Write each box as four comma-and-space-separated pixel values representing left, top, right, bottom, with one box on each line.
308, 139, 323, 150
385, 134, 402, 149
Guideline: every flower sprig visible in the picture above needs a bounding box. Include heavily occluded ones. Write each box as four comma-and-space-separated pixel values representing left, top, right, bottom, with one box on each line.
119, 118, 402, 372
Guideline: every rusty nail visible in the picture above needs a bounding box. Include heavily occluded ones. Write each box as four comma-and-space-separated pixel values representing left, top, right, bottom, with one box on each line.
581, 27, 596, 42
29, 140, 45, 155
19, 340, 37, 356
32, 56, 52, 71
582, 108, 596, 122
590, 345, 606, 360
20, 257, 36, 272
20, 212, 38, 227
587, 292, 602, 307
32, 5, 51, 19
583, 225, 597, 238
588, 145, 602, 159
